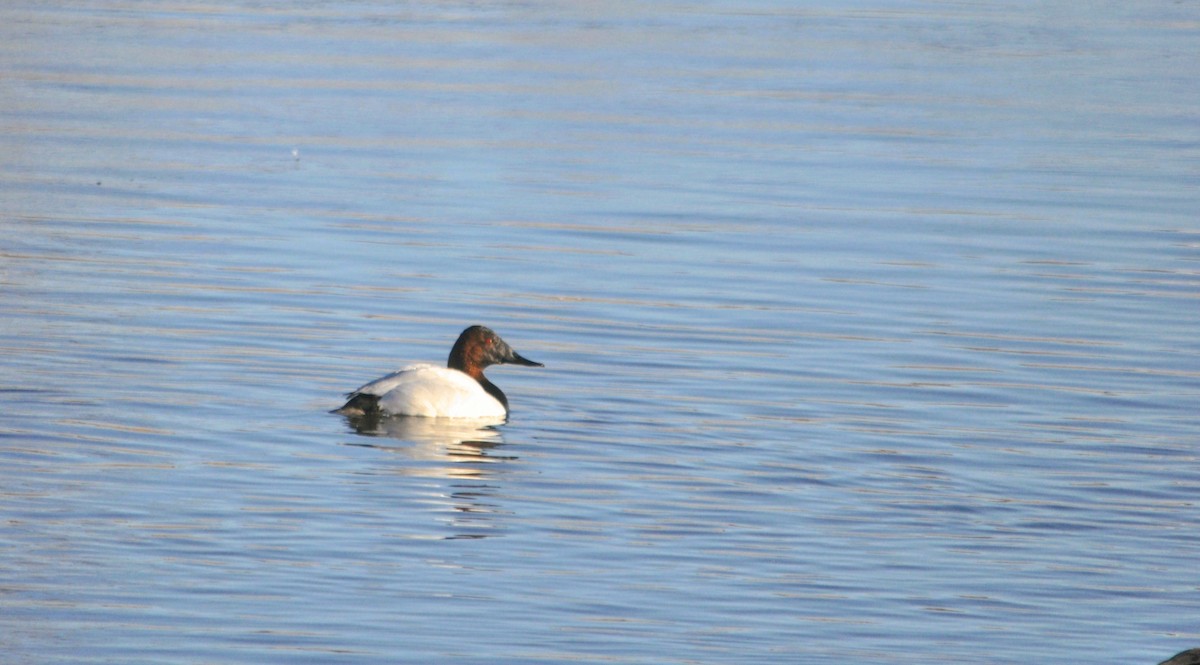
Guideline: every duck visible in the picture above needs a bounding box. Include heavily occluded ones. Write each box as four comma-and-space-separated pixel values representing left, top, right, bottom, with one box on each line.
334, 325, 543, 418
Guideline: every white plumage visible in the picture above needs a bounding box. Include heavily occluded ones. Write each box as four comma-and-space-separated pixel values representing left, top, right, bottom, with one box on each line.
352, 364, 507, 418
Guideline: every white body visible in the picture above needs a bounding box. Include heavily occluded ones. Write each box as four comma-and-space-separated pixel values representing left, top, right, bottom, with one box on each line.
352, 364, 506, 418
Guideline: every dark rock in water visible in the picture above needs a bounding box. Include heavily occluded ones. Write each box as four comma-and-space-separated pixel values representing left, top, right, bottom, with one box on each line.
1160, 649, 1200, 665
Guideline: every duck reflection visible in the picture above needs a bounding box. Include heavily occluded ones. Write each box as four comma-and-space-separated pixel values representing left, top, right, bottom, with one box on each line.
340, 413, 514, 539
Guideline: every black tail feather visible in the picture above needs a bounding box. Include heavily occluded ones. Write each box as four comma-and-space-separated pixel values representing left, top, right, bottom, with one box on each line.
332, 392, 381, 416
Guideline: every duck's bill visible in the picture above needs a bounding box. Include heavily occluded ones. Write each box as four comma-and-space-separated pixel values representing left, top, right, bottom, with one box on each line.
508, 351, 543, 367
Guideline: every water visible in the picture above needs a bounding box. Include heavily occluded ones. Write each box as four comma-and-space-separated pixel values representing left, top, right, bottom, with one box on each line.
2, 2, 1198, 663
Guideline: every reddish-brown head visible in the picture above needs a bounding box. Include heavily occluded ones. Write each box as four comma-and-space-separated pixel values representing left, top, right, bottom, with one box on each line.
447, 325, 542, 378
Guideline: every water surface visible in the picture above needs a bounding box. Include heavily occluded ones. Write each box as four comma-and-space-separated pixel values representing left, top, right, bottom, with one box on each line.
2, 2, 1198, 664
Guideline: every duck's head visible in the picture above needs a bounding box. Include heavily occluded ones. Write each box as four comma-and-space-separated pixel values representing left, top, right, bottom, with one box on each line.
448, 325, 543, 375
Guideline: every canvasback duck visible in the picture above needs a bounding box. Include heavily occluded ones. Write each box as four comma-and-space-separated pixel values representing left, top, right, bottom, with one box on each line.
335, 325, 543, 418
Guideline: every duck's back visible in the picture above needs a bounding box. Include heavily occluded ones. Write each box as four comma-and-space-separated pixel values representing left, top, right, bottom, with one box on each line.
350, 364, 506, 418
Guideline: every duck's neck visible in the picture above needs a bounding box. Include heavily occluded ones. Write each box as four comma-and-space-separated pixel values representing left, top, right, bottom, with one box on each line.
477, 374, 509, 412
450, 355, 509, 413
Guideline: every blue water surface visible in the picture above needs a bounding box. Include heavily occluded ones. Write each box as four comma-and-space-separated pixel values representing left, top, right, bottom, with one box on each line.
1, 2, 1198, 664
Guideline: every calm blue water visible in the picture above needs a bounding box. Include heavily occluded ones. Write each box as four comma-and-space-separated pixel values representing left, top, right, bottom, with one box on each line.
2, 2, 1198, 664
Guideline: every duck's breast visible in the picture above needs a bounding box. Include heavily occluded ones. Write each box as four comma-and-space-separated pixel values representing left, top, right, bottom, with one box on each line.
363, 364, 505, 418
